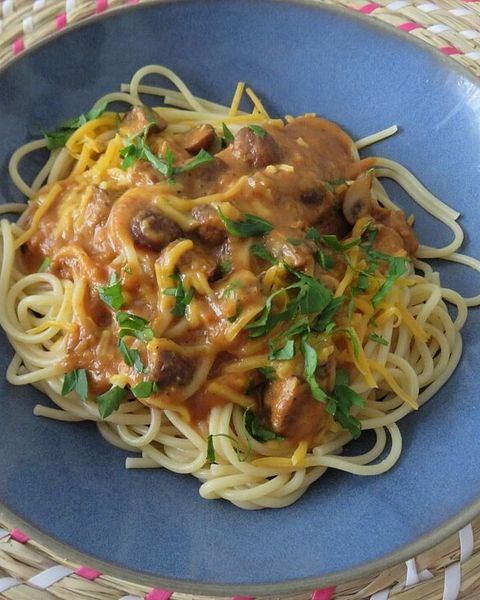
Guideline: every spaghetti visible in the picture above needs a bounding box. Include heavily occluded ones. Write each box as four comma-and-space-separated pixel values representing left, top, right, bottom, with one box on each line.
0, 65, 478, 509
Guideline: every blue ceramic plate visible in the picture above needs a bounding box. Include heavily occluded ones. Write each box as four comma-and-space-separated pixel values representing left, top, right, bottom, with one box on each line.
0, 0, 479, 594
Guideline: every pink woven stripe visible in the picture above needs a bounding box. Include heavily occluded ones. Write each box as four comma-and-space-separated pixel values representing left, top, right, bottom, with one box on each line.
96, 0, 108, 13
145, 590, 173, 600
127, 0, 140, 4
312, 588, 336, 600
398, 22, 423, 31
56, 13, 67, 30
74, 566, 102, 580
358, 3, 381, 14
12, 37, 25, 55
10, 529, 30, 543
441, 46, 463, 55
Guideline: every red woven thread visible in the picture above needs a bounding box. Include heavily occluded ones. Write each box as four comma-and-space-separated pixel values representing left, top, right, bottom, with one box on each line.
96, 0, 108, 13
74, 566, 102, 580
145, 590, 173, 600
441, 46, 463, 55
56, 13, 67, 30
398, 22, 423, 31
312, 588, 336, 600
358, 3, 381, 14
12, 37, 24, 55
10, 529, 30, 543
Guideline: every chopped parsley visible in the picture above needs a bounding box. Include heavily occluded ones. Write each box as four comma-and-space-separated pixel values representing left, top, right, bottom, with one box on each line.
268, 339, 295, 361
120, 128, 214, 182
218, 209, 274, 238
222, 279, 242, 299
206, 433, 248, 464
97, 273, 124, 310
116, 312, 154, 342
96, 385, 127, 419
326, 369, 365, 439
131, 381, 159, 398
118, 338, 144, 373
42, 101, 108, 150
258, 366, 276, 381
300, 337, 327, 402
243, 409, 283, 443
371, 256, 409, 308
368, 332, 389, 346
250, 243, 276, 263
218, 259, 232, 276
248, 124, 268, 138
61, 368, 88, 401
38, 257, 51, 273
163, 273, 194, 317
222, 122, 235, 146
246, 269, 333, 338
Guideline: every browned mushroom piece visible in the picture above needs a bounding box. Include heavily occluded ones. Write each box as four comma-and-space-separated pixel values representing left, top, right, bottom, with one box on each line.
263, 376, 327, 440
130, 208, 182, 251
178, 246, 218, 281
183, 124, 216, 154
370, 223, 408, 257
120, 106, 167, 137
191, 204, 227, 245
342, 174, 373, 225
147, 348, 195, 387
84, 186, 114, 228
371, 206, 419, 256
264, 227, 316, 268
231, 127, 280, 168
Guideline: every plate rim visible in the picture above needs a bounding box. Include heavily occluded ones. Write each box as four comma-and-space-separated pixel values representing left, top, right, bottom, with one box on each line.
0, 0, 479, 594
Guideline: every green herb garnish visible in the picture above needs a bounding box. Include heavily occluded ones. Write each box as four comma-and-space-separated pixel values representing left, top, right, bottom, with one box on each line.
218, 208, 274, 238
96, 385, 127, 419
258, 366, 276, 381
250, 243, 276, 263
222, 122, 235, 145
368, 333, 389, 346
300, 337, 327, 402
371, 257, 409, 308
327, 369, 364, 439
268, 339, 295, 361
42, 101, 108, 150
121, 132, 214, 183
98, 273, 124, 310
243, 409, 283, 442
116, 312, 154, 342
38, 257, 51, 273
118, 339, 144, 373
248, 125, 268, 138
61, 368, 88, 401
131, 381, 159, 398
163, 273, 194, 317
218, 259, 232, 276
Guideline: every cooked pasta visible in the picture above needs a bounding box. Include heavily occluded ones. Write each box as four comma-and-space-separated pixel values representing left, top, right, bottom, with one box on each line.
0, 64, 478, 509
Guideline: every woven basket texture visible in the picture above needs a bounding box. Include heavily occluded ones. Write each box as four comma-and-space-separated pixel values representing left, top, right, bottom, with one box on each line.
0, 0, 480, 598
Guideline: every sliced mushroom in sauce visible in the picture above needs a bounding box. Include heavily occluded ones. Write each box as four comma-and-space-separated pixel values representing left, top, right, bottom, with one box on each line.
130, 208, 182, 251
120, 106, 167, 137
192, 204, 227, 245
147, 348, 195, 387
231, 127, 280, 168
183, 124, 216, 154
262, 376, 327, 441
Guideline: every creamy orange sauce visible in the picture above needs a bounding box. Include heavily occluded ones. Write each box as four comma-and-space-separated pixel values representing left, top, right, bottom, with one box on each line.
20, 113, 418, 441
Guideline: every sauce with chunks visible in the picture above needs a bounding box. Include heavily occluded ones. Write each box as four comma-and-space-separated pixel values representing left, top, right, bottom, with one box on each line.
20, 108, 418, 443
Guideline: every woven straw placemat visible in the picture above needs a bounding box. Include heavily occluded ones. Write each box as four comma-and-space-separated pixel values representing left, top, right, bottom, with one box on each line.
0, 0, 480, 598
